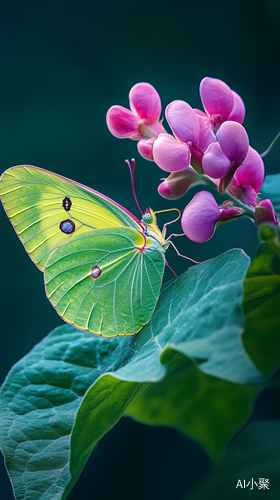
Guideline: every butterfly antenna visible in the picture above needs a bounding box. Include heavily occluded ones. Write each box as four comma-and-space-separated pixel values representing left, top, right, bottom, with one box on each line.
154, 208, 181, 236
125, 158, 144, 215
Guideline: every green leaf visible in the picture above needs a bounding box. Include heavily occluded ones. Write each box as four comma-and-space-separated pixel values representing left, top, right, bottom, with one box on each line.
243, 295, 280, 378
0, 250, 263, 499
125, 351, 259, 459
189, 421, 280, 500
243, 227, 280, 315
261, 172, 280, 217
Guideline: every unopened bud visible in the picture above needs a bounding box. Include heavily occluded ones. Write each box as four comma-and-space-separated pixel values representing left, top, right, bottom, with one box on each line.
158, 170, 202, 200
255, 199, 279, 227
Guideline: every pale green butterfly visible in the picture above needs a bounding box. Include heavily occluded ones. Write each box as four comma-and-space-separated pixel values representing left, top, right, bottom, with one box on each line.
0, 164, 180, 337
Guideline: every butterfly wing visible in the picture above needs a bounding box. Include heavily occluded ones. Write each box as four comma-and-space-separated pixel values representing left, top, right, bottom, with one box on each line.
44, 227, 165, 336
0, 165, 166, 336
0, 165, 143, 270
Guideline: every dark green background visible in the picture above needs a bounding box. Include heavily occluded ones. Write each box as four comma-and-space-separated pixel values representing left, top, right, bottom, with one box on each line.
0, 1, 280, 499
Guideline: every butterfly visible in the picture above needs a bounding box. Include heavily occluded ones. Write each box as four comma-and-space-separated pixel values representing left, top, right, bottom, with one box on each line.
0, 165, 170, 337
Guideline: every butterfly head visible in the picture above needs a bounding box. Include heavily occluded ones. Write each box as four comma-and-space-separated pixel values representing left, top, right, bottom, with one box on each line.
141, 208, 166, 245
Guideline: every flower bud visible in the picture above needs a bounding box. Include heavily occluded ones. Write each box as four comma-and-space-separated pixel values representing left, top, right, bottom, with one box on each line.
255, 199, 279, 227
181, 191, 221, 243
157, 169, 202, 199
153, 133, 191, 172
220, 206, 245, 222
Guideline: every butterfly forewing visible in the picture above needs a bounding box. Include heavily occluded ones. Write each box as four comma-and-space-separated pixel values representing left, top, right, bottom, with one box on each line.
0, 166, 142, 270
44, 227, 165, 337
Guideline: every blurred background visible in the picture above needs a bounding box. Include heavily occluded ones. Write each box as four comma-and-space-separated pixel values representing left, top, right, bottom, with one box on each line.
0, 1, 279, 498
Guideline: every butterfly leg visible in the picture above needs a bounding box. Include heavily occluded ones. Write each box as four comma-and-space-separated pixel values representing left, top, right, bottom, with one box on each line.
168, 237, 200, 264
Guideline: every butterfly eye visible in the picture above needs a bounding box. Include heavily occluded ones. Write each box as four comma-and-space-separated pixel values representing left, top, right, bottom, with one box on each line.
143, 213, 153, 224
90, 265, 102, 279
60, 219, 75, 234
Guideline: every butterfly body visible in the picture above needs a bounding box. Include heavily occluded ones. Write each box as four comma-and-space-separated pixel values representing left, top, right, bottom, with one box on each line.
0, 165, 167, 337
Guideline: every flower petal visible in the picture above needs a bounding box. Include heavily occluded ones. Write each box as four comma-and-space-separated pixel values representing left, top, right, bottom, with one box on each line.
196, 113, 216, 151
218, 121, 249, 163
153, 133, 191, 172
129, 82, 161, 121
202, 142, 231, 178
228, 91, 246, 124
200, 77, 234, 119
106, 105, 141, 139
165, 100, 200, 144
181, 191, 221, 243
234, 146, 265, 192
137, 137, 156, 161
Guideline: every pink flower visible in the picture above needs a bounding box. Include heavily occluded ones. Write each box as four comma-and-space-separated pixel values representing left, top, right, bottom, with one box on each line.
181, 191, 245, 243
129, 82, 161, 121
202, 121, 249, 179
106, 105, 142, 139
153, 101, 201, 172
153, 133, 191, 172
165, 100, 200, 144
106, 82, 164, 140
181, 191, 221, 242
200, 77, 246, 133
233, 146, 265, 193
228, 147, 265, 206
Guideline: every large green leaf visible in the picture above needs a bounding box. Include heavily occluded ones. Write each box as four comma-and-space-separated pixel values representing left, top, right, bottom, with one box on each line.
189, 421, 280, 500
242, 172, 280, 315
127, 289, 280, 461
243, 225, 280, 314
125, 352, 259, 459
0, 250, 263, 500
243, 294, 280, 378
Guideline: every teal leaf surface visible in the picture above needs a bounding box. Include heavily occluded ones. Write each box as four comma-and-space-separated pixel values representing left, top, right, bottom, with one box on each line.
125, 352, 259, 459
261, 173, 280, 217
189, 421, 280, 500
0, 250, 264, 499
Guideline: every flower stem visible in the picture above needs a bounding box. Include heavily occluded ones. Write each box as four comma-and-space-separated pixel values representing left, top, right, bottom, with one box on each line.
188, 166, 256, 219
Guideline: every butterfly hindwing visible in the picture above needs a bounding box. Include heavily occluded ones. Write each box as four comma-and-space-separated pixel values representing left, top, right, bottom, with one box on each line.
44, 227, 165, 337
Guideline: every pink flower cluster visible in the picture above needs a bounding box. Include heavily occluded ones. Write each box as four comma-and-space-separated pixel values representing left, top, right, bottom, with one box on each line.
106, 78, 279, 243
